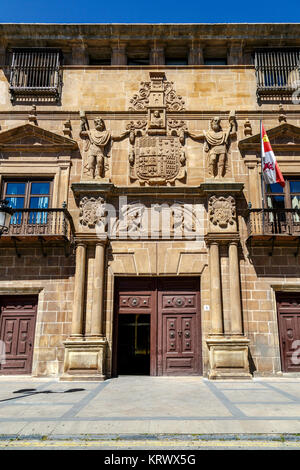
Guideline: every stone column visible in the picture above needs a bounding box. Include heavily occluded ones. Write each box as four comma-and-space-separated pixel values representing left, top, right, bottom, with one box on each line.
188, 44, 204, 65
90, 241, 106, 337
229, 241, 243, 335
72, 44, 89, 65
111, 45, 127, 65
209, 242, 223, 335
150, 46, 165, 65
71, 242, 86, 337
227, 43, 244, 65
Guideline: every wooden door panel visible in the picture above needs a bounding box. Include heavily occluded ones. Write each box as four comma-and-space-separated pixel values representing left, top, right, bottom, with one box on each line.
162, 314, 197, 375
0, 296, 37, 375
114, 277, 201, 377
277, 294, 300, 373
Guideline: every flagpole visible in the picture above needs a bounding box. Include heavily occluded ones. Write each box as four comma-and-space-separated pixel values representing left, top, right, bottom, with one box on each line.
260, 120, 265, 234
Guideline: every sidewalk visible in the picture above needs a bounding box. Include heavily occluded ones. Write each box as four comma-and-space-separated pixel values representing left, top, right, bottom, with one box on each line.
1, 375, 300, 438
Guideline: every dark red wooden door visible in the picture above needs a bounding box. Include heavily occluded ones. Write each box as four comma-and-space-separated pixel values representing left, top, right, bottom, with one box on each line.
157, 279, 200, 375
277, 293, 300, 372
0, 296, 37, 375
114, 278, 201, 376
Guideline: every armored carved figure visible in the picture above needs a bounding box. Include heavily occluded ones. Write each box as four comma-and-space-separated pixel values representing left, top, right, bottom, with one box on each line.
80, 117, 129, 179
187, 113, 237, 178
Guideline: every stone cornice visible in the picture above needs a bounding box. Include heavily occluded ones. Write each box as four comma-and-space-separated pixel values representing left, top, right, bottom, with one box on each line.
72, 182, 205, 199
1, 23, 300, 44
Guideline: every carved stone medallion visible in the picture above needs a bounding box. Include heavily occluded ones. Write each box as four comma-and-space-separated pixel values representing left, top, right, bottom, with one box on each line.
208, 195, 236, 229
79, 196, 107, 229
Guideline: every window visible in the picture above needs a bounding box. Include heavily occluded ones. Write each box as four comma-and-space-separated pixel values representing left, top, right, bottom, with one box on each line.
204, 58, 227, 65
9, 49, 62, 103
89, 57, 111, 65
165, 58, 188, 66
127, 58, 150, 66
2, 179, 52, 224
255, 50, 300, 102
265, 178, 300, 226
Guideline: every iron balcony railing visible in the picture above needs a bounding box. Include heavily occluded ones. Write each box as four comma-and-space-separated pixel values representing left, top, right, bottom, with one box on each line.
9, 49, 62, 103
3, 208, 74, 241
248, 208, 300, 237
255, 50, 300, 99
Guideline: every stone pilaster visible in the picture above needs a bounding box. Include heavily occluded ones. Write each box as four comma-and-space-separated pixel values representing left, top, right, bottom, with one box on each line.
201, 181, 251, 379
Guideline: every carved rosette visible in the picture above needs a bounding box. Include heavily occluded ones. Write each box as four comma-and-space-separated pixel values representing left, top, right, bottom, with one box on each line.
208, 195, 236, 230
79, 196, 107, 230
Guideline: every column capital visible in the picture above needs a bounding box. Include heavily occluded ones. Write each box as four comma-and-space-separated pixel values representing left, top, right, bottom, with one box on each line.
205, 232, 240, 246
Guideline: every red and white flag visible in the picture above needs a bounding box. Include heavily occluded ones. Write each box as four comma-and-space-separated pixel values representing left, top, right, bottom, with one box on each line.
261, 123, 285, 187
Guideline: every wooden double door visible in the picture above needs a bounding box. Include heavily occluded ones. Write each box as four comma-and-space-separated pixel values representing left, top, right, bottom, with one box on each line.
114, 277, 202, 376
0, 296, 37, 375
277, 293, 300, 373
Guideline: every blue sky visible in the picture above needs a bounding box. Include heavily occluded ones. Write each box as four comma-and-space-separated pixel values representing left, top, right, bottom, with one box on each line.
0, 0, 299, 23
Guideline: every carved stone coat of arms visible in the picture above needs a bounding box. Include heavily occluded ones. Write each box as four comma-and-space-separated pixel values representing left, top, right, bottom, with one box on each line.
128, 72, 186, 186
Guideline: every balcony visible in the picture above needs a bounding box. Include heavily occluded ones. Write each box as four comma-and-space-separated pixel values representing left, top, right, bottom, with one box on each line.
255, 50, 300, 103
9, 49, 62, 104
247, 209, 300, 249
1, 208, 75, 253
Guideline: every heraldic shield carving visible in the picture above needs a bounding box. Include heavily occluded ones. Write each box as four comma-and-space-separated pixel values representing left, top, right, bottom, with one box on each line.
128, 72, 186, 186
132, 135, 185, 185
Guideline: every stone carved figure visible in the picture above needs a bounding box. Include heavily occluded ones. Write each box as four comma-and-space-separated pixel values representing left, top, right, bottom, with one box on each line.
187, 113, 237, 178
209, 195, 236, 229
149, 110, 164, 129
80, 116, 129, 179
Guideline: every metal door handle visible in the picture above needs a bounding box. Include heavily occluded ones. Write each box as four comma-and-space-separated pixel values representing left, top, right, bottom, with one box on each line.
178, 331, 182, 337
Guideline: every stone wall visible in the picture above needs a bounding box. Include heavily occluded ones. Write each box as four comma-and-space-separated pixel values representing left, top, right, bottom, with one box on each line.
0, 247, 75, 376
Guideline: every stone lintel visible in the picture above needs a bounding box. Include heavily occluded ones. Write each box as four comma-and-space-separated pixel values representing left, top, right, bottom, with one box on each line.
200, 181, 244, 194
206, 335, 252, 380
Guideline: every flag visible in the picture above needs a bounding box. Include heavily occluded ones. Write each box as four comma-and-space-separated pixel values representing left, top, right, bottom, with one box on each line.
261, 123, 285, 187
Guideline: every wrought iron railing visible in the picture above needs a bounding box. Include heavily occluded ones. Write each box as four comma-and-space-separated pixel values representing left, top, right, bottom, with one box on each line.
9, 49, 62, 103
248, 208, 300, 237
255, 50, 300, 100
4, 208, 74, 241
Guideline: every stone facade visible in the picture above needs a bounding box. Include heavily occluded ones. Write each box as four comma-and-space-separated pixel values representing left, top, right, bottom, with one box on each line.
0, 24, 299, 379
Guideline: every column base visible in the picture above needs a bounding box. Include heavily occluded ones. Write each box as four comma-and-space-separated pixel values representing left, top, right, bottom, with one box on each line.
206, 335, 252, 380
60, 338, 107, 382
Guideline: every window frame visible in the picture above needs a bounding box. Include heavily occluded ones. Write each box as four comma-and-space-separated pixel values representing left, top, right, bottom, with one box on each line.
265, 177, 300, 209
2, 178, 53, 210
